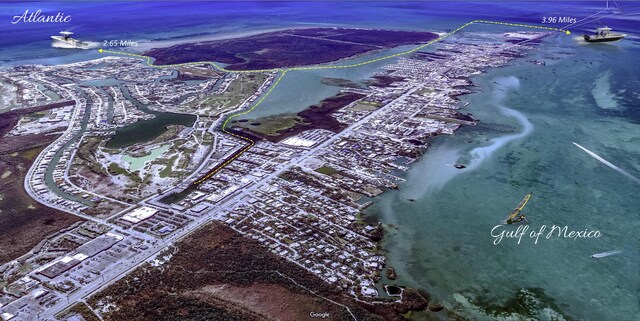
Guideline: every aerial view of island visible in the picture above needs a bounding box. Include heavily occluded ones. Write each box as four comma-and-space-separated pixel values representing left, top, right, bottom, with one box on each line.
0, 1, 638, 321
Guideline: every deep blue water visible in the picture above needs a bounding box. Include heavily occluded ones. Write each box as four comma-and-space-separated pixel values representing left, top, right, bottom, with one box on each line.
1, 1, 639, 65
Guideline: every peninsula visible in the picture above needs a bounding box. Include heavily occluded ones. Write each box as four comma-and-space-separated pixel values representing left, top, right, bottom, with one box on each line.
0, 27, 549, 321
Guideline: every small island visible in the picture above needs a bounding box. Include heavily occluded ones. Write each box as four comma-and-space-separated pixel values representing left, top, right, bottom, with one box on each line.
321, 77, 366, 89
232, 92, 367, 142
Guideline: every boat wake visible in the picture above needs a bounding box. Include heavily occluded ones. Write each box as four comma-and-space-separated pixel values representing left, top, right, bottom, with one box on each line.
399, 76, 533, 199
591, 250, 623, 258
572, 142, 640, 185
467, 106, 533, 170
466, 76, 534, 170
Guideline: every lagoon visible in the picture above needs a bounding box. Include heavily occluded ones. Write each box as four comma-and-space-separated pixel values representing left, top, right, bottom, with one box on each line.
105, 86, 196, 149
123, 144, 170, 171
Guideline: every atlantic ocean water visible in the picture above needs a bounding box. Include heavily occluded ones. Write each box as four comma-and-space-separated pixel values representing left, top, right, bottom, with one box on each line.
2, 1, 639, 65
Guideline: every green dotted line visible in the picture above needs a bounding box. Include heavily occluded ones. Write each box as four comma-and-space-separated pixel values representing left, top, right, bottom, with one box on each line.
99, 19, 565, 184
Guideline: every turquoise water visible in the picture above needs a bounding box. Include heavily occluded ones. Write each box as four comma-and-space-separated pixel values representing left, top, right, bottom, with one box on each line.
123, 144, 170, 171
370, 34, 640, 320
244, 45, 421, 119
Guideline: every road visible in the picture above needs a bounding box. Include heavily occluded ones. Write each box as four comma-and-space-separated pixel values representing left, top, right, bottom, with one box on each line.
25, 19, 566, 319
36, 78, 418, 320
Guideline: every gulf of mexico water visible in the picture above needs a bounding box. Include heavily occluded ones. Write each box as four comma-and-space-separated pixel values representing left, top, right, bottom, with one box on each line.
369, 30, 640, 321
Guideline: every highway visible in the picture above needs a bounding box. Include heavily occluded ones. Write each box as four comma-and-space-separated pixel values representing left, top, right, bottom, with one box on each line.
35, 79, 418, 320
18, 19, 568, 319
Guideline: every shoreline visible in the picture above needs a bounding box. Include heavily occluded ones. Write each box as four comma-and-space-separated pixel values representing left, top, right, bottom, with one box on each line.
361, 32, 622, 321
132, 26, 316, 52
137, 25, 444, 52
351, 38, 550, 314
143, 27, 439, 69
0, 19, 568, 318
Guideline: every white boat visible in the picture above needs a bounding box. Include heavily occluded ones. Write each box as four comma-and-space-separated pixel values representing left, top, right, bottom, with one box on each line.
591, 250, 622, 258
51, 31, 90, 49
583, 27, 626, 43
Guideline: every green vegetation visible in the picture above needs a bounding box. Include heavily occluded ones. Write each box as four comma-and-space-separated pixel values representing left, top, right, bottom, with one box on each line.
16, 262, 33, 275
159, 155, 178, 178
20, 147, 41, 161
315, 165, 339, 175
233, 114, 307, 137
347, 103, 379, 112
320, 77, 364, 89
51, 236, 81, 250
37, 85, 61, 101
58, 302, 101, 321
282, 237, 294, 245
358, 100, 381, 107
158, 186, 195, 204
148, 125, 184, 147
108, 163, 142, 184
107, 163, 127, 175
26, 111, 48, 119
177, 65, 223, 80
0, 135, 82, 263
354, 213, 364, 226
87, 222, 365, 321
77, 137, 108, 177
196, 74, 268, 115
417, 87, 436, 95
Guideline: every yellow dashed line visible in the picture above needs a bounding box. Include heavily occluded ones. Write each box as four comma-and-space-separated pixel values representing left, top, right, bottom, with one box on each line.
192, 70, 288, 184
99, 20, 563, 184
